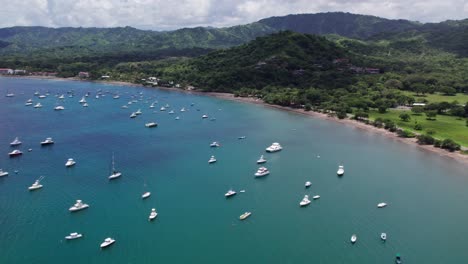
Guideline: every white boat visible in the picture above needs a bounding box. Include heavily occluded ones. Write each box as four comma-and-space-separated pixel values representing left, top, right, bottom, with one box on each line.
79, 97, 87, 104
40, 137, 54, 145
38, 95, 46, 99
65, 232, 83, 240
160, 107, 166, 111
108, 154, 122, 180
54, 105, 65, 111
113, 95, 120, 99
145, 122, 158, 128
100, 237, 115, 248
377, 202, 387, 208
28, 177, 44, 190
240, 190, 246, 193
65, 158, 76, 167
9, 149, 22, 157
82, 103, 88, 107
5, 93, 14, 97
351, 234, 357, 243
121, 105, 128, 109
135, 109, 142, 115
164, 104, 170, 108
305, 181, 312, 188
256, 155, 267, 164
130, 112, 137, 118
58, 94, 65, 99
313, 195, 320, 200
69, 200, 89, 212
142, 192, 151, 199
225, 189, 237, 197
210, 142, 220, 147
25, 101, 33, 106
168, 110, 175, 114
381, 232, 387, 241
238, 136, 246, 140
239, 212, 252, 220
10, 137, 22, 146
180, 107, 186, 112
254, 167, 269, 177
266, 142, 282, 152
149, 103, 155, 108
337, 165, 344, 176
33, 103, 42, 108
202, 114, 208, 119
149, 208, 158, 220
208, 156, 217, 164
34, 91, 40, 96
0, 169, 8, 177
175, 116, 180, 120
299, 195, 311, 206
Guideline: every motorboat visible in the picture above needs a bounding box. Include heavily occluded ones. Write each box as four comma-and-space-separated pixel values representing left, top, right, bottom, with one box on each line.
0, 169, 8, 177
25, 101, 33, 106
54, 105, 65, 111
202, 114, 208, 119
239, 212, 252, 220
28, 177, 44, 191
34, 91, 40, 96
65, 232, 83, 240
180, 107, 186, 112
351, 234, 357, 243
313, 195, 320, 200
266, 142, 282, 152
145, 122, 158, 128
38, 95, 47, 99
240, 190, 246, 193
142, 192, 151, 199
135, 109, 142, 115
381, 232, 387, 241
377, 202, 387, 208
238, 136, 246, 140
208, 156, 217, 164
69, 200, 89, 212
65, 158, 76, 167
395, 253, 402, 264
113, 95, 120, 99
121, 105, 128, 109
168, 110, 175, 114
33, 103, 42, 108
305, 181, 312, 188
40, 137, 54, 145
9, 150, 22, 157
58, 94, 65, 99
149, 208, 158, 220
254, 167, 269, 177
225, 189, 237, 197
100, 238, 115, 248
175, 116, 180, 120
108, 154, 122, 180
5, 93, 14, 97
160, 107, 166, 111
256, 155, 267, 164
130, 112, 137, 118
10, 137, 22, 146
79, 97, 86, 104
299, 195, 311, 206
337, 165, 344, 176
210, 142, 220, 147
149, 103, 155, 108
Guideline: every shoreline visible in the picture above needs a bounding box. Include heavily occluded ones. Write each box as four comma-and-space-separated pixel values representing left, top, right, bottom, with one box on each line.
9, 75, 468, 165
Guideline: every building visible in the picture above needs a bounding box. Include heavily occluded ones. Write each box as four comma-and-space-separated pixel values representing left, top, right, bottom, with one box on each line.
0, 68, 13, 75
78, 72, 90, 78
13, 69, 27, 75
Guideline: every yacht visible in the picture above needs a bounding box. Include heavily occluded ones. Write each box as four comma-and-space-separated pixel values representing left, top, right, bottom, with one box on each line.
130, 112, 137, 118
210, 142, 220, 147
168, 110, 175, 114
69, 200, 89, 212
208, 156, 217, 164
238, 136, 246, 140
65, 232, 83, 240
351, 234, 357, 243
58, 94, 65, 99
175, 116, 180, 120
10, 137, 22, 146
202, 114, 208, 119
121, 105, 128, 109
337, 165, 344, 176
142, 192, 151, 199
65, 158, 76, 167
82, 103, 88, 107
254, 167, 269, 177
266, 142, 282, 152
313, 195, 320, 200
54, 105, 65, 111
225, 189, 237, 197
145, 122, 158, 128
299, 195, 311, 206
5, 92, 14, 97
160, 107, 166, 111
113, 95, 120, 99
305, 181, 312, 188
40, 137, 54, 145
256, 155, 267, 164
149, 103, 155, 108
381, 232, 387, 241
239, 212, 252, 220
149, 208, 158, 221
108, 154, 122, 180
0, 169, 8, 177
38, 95, 47, 99
135, 109, 142, 115
180, 107, 186, 112
79, 97, 87, 104
25, 101, 33, 106
34, 91, 40, 96
33, 103, 42, 108
100, 238, 115, 248
9, 150, 23, 157
377, 202, 387, 208
28, 177, 44, 191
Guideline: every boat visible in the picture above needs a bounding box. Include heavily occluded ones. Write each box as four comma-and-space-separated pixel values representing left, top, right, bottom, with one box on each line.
82, 103, 88, 107
10, 137, 22, 146
121, 105, 128, 109
210, 118, 216, 121
130, 112, 137, 118
145, 122, 158, 128
28, 177, 44, 190
79, 97, 87, 104
202, 114, 208, 119
100, 238, 115, 248
168, 110, 175, 114
239, 212, 252, 220
254, 167, 269, 177
351, 234, 357, 243
65, 232, 83, 240
210, 142, 220, 147
40, 137, 54, 145
25, 101, 33, 106
225, 189, 237, 197
0, 169, 8, 177
313, 195, 320, 200
142, 192, 151, 199
395, 253, 402, 264
164, 104, 170, 108
180, 107, 186, 112
266, 142, 282, 152
108, 154, 122, 180
240, 190, 246, 193
299, 195, 311, 206
381, 232, 387, 241
65, 158, 76, 167
69, 200, 89, 212
33, 103, 42, 108
175, 116, 180, 120
113, 95, 120, 99
38, 95, 47, 99
149, 208, 158, 220
256, 155, 267, 164
9, 150, 22, 157
337, 165, 344, 176
160, 107, 166, 111
135, 109, 142, 115
149, 103, 155, 108
5, 92, 14, 97
305, 181, 312, 188
34, 91, 40, 96
208, 155, 217, 164
54, 105, 65, 111
377, 202, 387, 208
58, 94, 65, 99
238, 136, 246, 140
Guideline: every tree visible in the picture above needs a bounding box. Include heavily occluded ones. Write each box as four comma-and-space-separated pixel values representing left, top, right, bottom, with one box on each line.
414, 123, 423, 130
304, 103, 312, 111
465, 102, 468, 117
416, 134, 435, 145
399, 113, 411, 122
384, 119, 397, 131
439, 86, 456, 95
441, 139, 461, 152
336, 110, 347, 119
411, 106, 424, 115
425, 110, 437, 120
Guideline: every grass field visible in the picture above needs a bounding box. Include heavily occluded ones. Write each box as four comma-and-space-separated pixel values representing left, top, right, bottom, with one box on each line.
368, 109, 468, 147
402, 91, 468, 104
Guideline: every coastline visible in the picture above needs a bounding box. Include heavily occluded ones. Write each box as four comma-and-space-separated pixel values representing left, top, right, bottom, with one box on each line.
9, 75, 468, 165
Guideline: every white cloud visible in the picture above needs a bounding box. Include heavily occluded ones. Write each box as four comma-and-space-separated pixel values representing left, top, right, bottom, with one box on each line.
0, 0, 467, 30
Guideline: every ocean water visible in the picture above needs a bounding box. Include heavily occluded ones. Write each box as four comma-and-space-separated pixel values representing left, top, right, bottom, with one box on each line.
0, 77, 467, 263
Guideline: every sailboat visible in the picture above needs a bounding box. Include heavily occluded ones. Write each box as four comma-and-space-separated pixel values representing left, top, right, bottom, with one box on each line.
108, 153, 122, 180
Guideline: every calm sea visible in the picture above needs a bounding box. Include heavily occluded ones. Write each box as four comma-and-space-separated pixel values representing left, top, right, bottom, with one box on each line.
0, 77, 467, 263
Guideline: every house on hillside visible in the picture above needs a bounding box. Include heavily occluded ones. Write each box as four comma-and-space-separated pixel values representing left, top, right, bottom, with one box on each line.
78, 72, 90, 78
0, 68, 13, 75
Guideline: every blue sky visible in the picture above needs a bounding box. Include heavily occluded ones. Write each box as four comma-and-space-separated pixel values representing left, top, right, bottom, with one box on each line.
1, 0, 467, 30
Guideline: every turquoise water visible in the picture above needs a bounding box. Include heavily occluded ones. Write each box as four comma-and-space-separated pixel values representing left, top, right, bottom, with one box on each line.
0, 77, 467, 263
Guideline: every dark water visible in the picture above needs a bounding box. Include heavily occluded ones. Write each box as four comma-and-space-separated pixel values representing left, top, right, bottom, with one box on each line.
0, 77, 467, 263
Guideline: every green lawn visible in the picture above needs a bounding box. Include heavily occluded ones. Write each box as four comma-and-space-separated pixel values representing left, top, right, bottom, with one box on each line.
402, 91, 468, 104
368, 109, 468, 147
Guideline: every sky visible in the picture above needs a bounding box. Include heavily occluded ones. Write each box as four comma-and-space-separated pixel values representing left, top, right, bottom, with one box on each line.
1, 0, 467, 30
